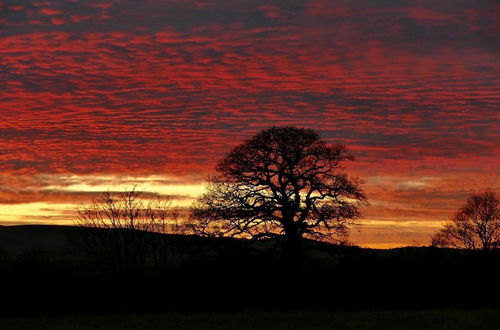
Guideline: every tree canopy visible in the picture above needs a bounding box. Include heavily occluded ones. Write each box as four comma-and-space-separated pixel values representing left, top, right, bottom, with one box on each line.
191, 126, 367, 245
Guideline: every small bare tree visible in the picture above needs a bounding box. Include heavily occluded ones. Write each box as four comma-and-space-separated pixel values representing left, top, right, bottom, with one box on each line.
75, 188, 177, 277
432, 189, 499, 250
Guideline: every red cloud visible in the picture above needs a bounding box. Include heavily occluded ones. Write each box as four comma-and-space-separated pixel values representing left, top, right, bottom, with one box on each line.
40, 8, 63, 16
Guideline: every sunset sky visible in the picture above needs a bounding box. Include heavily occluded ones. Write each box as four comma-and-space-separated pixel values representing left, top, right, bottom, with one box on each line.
1, 0, 499, 248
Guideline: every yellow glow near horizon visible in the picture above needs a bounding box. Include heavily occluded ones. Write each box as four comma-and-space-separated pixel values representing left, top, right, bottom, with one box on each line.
0, 174, 206, 224
0, 202, 77, 225
45, 174, 206, 196
0, 174, 446, 248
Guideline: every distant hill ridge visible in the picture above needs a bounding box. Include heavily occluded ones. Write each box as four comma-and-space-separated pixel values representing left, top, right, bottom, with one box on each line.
0, 224, 77, 254
0, 224, 359, 257
0, 224, 485, 258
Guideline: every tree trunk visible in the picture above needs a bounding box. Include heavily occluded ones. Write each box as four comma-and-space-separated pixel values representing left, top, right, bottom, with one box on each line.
282, 225, 303, 271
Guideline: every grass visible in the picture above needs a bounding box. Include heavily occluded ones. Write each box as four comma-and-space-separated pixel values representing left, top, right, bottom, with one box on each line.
1, 309, 499, 330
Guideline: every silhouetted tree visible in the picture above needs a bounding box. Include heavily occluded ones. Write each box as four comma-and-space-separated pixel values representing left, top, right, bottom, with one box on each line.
75, 188, 177, 277
432, 189, 499, 250
190, 126, 367, 260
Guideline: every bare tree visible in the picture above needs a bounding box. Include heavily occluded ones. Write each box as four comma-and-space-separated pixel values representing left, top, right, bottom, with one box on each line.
75, 188, 177, 277
190, 126, 367, 258
432, 189, 500, 250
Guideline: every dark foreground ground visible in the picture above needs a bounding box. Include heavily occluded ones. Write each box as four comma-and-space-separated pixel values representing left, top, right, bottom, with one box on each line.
1, 225, 499, 319
1, 309, 499, 330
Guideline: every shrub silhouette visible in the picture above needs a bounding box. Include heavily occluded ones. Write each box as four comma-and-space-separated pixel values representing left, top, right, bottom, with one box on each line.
74, 188, 177, 279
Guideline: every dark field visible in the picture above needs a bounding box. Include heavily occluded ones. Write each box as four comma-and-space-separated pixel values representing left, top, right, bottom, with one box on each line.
1, 225, 499, 325
1, 309, 499, 330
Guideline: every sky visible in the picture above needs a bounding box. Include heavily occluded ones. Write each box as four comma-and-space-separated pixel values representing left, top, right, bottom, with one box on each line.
0, 0, 499, 248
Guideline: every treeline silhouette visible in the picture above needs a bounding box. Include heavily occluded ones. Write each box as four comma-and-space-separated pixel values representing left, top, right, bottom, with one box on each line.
0, 225, 499, 316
